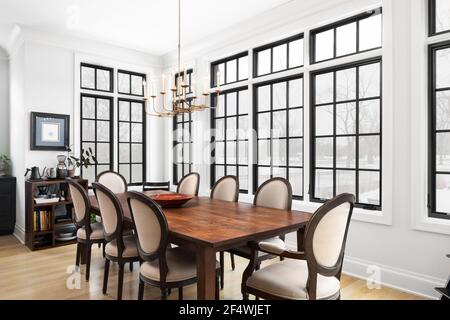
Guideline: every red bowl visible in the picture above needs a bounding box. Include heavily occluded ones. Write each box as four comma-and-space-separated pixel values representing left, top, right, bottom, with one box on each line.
150, 193, 193, 208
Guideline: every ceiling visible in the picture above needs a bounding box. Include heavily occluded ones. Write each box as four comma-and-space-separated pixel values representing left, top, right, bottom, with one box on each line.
0, 0, 299, 55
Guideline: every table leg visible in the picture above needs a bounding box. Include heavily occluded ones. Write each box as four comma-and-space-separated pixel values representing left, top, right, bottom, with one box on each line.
80, 244, 87, 265
196, 245, 217, 300
297, 226, 305, 252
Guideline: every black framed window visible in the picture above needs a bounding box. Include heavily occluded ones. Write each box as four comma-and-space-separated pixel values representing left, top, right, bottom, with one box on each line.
211, 87, 250, 193
173, 111, 193, 185
430, 0, 450, 36
310, 58, 382, 210
80, 63, 113, 92
254, 75, 304, 199
211, 52, 249, 88
80, 94, 114, 183
429, 41, 450, 219
175, 69, 193, 96
118, 70, 146, 97
310, 8, 382, 64
254, 34, 304, 78
118, 98, 146, 185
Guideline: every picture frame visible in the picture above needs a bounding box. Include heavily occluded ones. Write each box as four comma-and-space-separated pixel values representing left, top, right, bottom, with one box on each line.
30, 112, 70, 151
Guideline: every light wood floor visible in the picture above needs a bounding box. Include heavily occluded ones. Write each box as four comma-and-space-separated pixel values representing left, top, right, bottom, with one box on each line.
0, 236, 422, 300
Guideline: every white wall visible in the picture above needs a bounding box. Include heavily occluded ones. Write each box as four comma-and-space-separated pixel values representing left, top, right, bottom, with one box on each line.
0, 47, 9, 154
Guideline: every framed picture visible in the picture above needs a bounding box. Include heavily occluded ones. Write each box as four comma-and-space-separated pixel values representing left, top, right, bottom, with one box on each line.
30, 112, 70, 151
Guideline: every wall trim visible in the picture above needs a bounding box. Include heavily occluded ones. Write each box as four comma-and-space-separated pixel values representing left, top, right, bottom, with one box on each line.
13, 224, 25, 244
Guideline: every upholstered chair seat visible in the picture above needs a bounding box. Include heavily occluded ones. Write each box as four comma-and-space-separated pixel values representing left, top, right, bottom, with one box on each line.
233, 237, 286, 257
76, 222, 105, 240
246, 259, 341, 300
105, 235, 139, 258
140, 247, 220, 283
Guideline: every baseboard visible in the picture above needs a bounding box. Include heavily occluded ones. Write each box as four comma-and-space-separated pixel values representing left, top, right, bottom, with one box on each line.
285, 238, 445, 300
13, 225, 25, 244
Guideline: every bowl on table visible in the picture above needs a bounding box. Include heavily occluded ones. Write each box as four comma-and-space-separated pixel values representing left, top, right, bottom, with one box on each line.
150, 193, 193, 208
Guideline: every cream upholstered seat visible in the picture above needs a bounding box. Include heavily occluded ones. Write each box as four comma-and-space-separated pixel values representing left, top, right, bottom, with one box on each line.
76, 222, 104, 240
96, 171, 128, 194
127, 191, 220, 300
67, 178, 105, 281
177, 172, 200, 196
92, 182, 140, 300
211, 176, 238, 202
246, 259, 340, 300
242, 194, 355, 300
105, 235, 139, 258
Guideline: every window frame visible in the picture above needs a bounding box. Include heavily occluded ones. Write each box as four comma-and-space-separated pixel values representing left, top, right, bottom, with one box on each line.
428, 40, 450, 220
253, 74, 304, 200
210, 86, 250, 193
173, 109, 193, 186
80, 63, 114, 93
310, 8, 383, 65
210, 52, 249, 88
117, 69, 146, 97
175, 69, 194, 96
253, 33, 304, 78
80, 93, 115, 181
309, 57, 383, 211
429, 0, 450, 37
117, 98, 147, 186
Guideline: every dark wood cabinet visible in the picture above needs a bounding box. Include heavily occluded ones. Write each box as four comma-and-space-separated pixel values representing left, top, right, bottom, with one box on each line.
0, 176, 16, 235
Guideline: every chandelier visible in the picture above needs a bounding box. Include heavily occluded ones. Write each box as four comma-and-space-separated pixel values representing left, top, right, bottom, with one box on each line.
143, 0, 221, 117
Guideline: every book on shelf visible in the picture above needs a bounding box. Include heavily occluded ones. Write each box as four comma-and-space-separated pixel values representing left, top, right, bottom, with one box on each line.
33, 209, 51, 232
34, 197, 65, 205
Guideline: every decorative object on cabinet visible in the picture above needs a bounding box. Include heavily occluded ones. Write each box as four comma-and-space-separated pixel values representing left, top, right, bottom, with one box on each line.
25, 178, 88, 250
0, 176, 16, 235
30, 112, 70, 151
24, 166, 46, 181
67, 147, 97, 178
56, 155, 68, 179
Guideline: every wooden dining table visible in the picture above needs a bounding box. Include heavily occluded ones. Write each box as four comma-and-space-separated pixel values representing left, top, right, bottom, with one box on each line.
89, 191, 312, 300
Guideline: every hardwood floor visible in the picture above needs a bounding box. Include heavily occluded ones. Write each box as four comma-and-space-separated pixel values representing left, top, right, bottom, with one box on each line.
0, 235, 422, 300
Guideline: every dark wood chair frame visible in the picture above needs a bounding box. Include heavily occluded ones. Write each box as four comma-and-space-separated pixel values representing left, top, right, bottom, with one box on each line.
176, 172, 200, 196
92, 182, 140, 300
241, 193, 355, 300
67, 178, 106, 281
95, 170, 128, 192
143, 181, 170, 192
226, 178, 293, 275
126, 191, 220, 300
210, 175, 239, 290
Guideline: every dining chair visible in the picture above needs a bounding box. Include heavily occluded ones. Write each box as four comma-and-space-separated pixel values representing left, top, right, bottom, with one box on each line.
67, 178, 106, 281
126, 191, 220, 300
227, 178, 292, 272
241, 193, 355, 300
96, 171, 128, 194
176, 172, 200, 196
143, 181, 170, 192
92, 182, 140, 300
210, 176, 239, 289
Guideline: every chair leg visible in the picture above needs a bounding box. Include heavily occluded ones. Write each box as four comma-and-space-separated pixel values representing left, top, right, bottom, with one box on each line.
243, 293, 249, 300
178, 287, 183, 300
102, 241, 106, 258
130, 262, 133, 272
85, 244, 92, 281
75, 242, 81, 267
117, 263, 124, 300
216, 271, 220, 300
138, 279, 145, 300
168, 288, 172, 295
98, 243, 101, 248
103, 259, 110, 295
161, 288, 167, 300
230, 253, 236, 271
220, 251, 225, 290
255, 262, 261, 271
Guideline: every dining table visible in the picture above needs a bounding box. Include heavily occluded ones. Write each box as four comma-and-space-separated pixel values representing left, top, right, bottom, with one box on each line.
89, 190, 312, 300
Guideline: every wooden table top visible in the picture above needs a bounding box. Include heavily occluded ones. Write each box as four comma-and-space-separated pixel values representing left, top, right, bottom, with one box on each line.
89, 191, 312, 249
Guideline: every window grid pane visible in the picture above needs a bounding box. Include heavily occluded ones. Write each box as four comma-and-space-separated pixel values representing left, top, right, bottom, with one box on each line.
80, 64, 113, 93
117, 70, 146, 97
211, 53, 249, 88
173, 105, 193, 185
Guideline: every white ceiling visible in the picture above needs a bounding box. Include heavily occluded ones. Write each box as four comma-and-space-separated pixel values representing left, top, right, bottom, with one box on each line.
0, 0, 298, 55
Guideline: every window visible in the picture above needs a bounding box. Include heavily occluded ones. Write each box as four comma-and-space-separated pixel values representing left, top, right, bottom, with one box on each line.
80, 94, 114, 183
211, 52, 249, 88
254, 34, 304, 77
254, 75, 304, 198
81, 63, 113, 92
175, 69, 193, 95
429, 41, 450, 219
430, 0, 450, 36
118, 99, 146, 185
211, 87, 250, 193
310, 58, 382, 210
118, 70, 146, 96
310, 8, 382, 64
173, 111, 193, 185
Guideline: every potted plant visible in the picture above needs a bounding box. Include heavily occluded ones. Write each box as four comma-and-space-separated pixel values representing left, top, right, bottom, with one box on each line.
67, 148, 97, 178
0, 154, 10, 176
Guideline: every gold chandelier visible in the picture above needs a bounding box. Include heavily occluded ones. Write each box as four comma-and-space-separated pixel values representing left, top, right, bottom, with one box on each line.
143, 0, 221, 117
